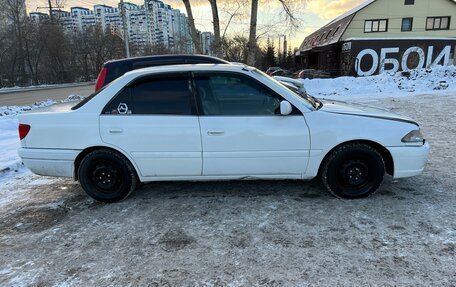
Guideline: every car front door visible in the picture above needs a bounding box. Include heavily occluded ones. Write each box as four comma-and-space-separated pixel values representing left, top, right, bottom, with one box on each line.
99, 72, 202, 177
194, 72, 310, 178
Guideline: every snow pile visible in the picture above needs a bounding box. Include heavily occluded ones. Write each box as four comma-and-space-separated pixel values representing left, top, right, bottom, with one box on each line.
302, 65, 456, 99
0, 94, 84, 116
0, 95, 84, 176
0, 84, 58, 93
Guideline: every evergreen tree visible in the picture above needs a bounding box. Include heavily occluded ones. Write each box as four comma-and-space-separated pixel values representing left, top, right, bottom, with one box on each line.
265, 38, 276, 68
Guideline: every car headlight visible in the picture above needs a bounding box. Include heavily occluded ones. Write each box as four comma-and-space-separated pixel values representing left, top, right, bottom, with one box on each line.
402, 129, 424, 144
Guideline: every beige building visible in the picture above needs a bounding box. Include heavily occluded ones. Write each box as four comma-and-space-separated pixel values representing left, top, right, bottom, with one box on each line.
296, 0, 456, 76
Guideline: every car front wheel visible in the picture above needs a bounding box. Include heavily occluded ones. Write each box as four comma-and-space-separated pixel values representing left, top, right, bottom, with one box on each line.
78, 149, 138, 203
321, 143, 385, 199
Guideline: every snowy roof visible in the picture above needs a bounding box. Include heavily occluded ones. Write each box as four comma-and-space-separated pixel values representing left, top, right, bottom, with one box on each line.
298, 0, 376, 52
324, 0, 375, 27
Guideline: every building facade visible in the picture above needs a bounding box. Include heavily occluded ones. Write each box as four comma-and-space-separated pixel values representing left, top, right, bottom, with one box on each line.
30, 12, 49, 22
201, 32, 214, 56
29, 0, 209, 55
296, 0, 456, 76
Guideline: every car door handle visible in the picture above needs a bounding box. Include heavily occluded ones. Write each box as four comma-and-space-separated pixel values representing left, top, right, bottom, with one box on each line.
109, 129, 123, 134
207, 130, 225, 136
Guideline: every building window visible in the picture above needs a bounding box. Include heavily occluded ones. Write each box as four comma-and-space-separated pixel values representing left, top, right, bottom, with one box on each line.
319, 33, 325, 41
331, 26, 340, 38
401, 17, 413, 31
426, 16, 451, 30
405, 0, 415, 4
325, 30, 332, 39
364, 19, 388, 33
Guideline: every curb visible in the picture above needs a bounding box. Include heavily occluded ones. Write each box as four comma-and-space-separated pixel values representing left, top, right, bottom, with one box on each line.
0, 82, 95, 95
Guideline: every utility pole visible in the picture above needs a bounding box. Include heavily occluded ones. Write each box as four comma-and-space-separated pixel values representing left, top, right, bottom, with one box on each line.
278, 36, 281, 59
37, 0, 63, 21
47, 0, 53, 20
120, 0, 130, 58
278, 34, 287, 63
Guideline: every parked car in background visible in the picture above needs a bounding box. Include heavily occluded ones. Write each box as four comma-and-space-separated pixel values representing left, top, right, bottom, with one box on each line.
273, 76, 307, 95
95, 55, 230, 91
271, 69, 295, 78
18, 64, 429, 202
297, 69, 331, 79
265, 67, 282, 76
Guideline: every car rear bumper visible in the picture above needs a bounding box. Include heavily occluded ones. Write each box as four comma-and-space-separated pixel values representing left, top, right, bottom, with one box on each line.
18, 148, 80, 178
387, 142, 430, 179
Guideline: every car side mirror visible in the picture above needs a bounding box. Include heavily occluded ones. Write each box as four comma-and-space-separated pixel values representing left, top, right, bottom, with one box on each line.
280, 101, 293, 116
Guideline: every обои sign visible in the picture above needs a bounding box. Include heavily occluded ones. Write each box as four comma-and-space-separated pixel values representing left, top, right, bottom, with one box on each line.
355, 45, 454, 76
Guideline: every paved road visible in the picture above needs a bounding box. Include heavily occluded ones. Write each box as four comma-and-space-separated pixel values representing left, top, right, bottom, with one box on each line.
0, 84, 94, 106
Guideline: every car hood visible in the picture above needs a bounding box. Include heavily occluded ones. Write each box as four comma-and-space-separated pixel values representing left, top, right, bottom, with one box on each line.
319, 99, 418, 126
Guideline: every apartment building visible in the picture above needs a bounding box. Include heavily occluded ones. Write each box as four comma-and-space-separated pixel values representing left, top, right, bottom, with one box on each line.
201, 32, 214, 56
30, 12, 49, 22
296, 0, 456, 76
29, 0, 206, 54
144, 0, 193, 53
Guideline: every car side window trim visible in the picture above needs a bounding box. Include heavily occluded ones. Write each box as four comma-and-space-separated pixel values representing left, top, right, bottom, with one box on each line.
191, 71, 302, 116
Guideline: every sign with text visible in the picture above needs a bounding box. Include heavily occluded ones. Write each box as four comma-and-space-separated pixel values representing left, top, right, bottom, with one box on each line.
343, 39, 456, 76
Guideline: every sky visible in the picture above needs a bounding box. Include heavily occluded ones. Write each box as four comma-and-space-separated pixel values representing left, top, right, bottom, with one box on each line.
25, 0, 367, 49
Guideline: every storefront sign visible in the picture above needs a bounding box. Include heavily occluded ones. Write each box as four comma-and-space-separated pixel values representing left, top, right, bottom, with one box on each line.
355, 45, 454, 76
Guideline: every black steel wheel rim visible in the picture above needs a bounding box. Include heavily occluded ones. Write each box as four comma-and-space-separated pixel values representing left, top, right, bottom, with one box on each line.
338, 159, 370, 188
90, 162, 121, 192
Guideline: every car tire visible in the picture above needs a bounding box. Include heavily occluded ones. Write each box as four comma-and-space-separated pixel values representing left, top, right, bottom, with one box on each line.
321, 143, 385, 199
78, 149, 138, 203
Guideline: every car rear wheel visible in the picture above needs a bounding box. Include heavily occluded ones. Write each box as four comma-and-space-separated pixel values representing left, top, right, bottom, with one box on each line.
321, 143, 385, 199
78, 149, 138, 203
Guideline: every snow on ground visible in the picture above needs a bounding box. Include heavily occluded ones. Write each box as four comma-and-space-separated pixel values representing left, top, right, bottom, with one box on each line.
0, 82, 94, 94
302, 65, 456, 100
0, 84, 64, 93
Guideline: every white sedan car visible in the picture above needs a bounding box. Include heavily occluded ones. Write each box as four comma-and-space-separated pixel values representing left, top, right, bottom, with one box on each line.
18, 64, 430, 202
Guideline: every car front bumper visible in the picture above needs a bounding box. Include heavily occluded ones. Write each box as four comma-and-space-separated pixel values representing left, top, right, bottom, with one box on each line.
387, 141, 430, 179
18, 148, 80, 178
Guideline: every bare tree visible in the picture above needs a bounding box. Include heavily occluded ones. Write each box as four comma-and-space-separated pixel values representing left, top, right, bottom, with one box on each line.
246, 0, 259, 66
277, 0, 304, 32
222, 35, 248, 63
182, 0, 202, 54
247, 0, 307, 66
4, 0, 27, 84
208, 0, 222, 57
24, 21, 45, 84
221, 2, 242, 40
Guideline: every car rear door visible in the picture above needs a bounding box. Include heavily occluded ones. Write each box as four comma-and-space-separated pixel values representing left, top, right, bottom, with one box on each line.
194, 71, 310, 177
99, 72, 202, 177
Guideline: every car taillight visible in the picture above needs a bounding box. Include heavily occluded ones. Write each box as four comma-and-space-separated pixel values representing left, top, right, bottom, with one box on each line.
95, 67, 107, 92
19, 124, 31, 140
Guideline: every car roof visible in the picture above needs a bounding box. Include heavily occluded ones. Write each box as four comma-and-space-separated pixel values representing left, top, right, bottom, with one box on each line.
124, 63, 252, 77
104, 54, 230, 66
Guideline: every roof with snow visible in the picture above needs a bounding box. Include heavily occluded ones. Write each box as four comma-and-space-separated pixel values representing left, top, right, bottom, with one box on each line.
299, 0, 375, 52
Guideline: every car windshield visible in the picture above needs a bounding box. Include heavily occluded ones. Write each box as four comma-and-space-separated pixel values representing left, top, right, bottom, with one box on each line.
252, 68, 322, 110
